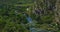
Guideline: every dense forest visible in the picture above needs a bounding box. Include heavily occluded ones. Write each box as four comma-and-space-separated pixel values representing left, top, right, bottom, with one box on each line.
0, 0, 60, 32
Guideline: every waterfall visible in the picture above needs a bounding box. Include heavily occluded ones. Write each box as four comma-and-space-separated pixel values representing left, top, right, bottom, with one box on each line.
23, 13, 35, 32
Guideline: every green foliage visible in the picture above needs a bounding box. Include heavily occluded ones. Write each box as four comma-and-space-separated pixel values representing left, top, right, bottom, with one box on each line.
0, 0, 59, 32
